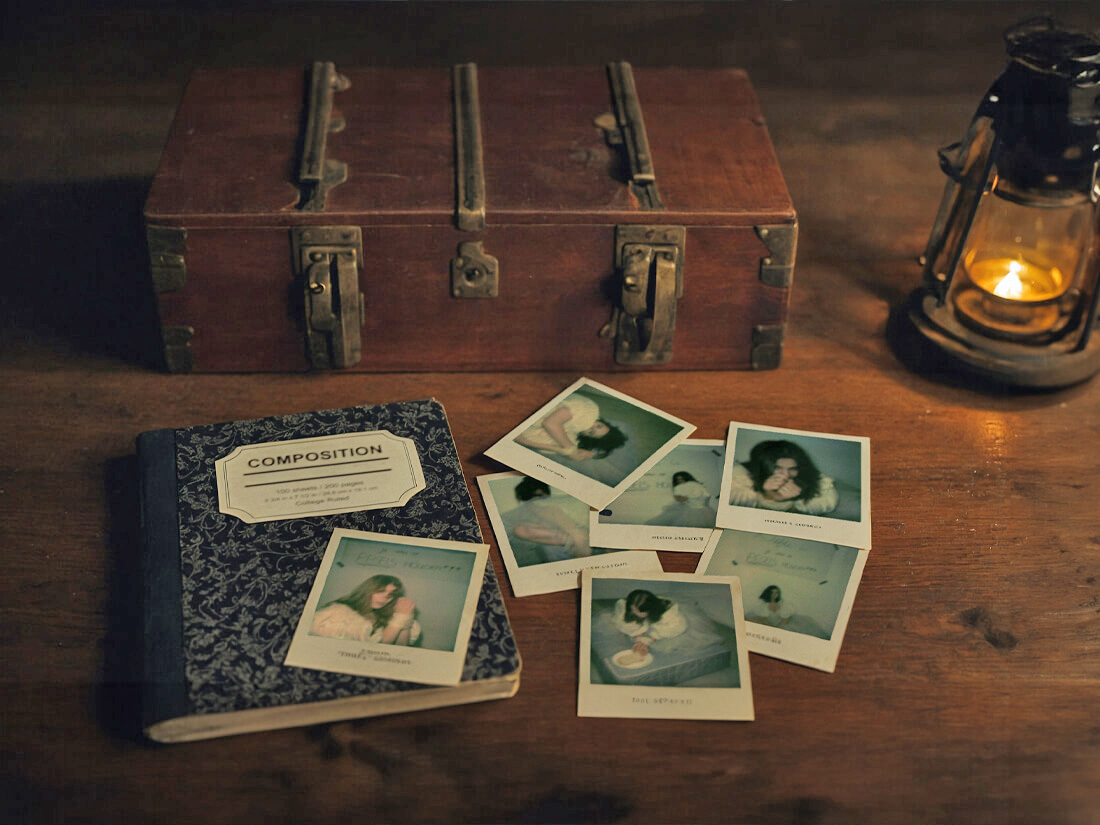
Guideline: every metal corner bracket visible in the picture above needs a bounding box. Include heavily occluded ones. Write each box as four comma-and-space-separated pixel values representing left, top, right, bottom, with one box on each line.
751, 323, 786, 370
147, 226, 187, 294
162, 325, 195, 373
755, 223, 797, 288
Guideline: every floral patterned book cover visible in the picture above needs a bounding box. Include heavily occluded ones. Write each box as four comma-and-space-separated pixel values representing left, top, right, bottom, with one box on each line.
137, 399, 520, 743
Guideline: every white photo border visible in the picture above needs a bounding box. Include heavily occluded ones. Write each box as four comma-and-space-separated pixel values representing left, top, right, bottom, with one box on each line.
484, 377, 696, 510
716, 421, 871, 549
588, 438, 724, 552
283, 528, 488, 686
477, 471, 662, 597
577, 570, 754, 721
695, 529, 869, 673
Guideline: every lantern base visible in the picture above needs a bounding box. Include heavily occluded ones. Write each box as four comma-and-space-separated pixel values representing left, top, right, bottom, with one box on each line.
891, 289, 1100, 389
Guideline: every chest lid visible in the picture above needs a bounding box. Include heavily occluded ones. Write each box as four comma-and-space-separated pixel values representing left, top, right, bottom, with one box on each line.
145, 63, 794, 229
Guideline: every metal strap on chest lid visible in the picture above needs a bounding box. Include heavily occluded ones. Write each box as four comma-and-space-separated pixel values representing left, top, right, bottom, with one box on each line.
451, 63, 499, 298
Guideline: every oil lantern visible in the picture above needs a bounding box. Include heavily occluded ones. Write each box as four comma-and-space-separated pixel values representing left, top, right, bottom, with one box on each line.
901, 19, 1100, 387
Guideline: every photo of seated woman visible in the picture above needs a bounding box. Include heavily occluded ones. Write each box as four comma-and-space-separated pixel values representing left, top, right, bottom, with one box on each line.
695, 528, 869, 673
478, 472, 662, 598
485, 377, 694, 511
578, 571, 754, 721
717, 422, 870, 549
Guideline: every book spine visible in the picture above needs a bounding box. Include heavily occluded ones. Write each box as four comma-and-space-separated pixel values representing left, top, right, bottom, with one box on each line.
137, 428, 190, 730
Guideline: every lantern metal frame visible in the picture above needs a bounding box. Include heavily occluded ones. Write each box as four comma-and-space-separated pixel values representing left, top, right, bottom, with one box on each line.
900, 18, 1100, 388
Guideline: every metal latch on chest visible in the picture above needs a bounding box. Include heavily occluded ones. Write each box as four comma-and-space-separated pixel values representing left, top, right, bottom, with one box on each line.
292, 227, 365, 369
601, 225, 686, 365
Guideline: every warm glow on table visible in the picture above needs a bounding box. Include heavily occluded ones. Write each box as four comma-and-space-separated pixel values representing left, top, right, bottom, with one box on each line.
968, 256, 1066, 302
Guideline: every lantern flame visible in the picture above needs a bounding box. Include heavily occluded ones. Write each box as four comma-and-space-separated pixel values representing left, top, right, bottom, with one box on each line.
993, 261, 1026, 300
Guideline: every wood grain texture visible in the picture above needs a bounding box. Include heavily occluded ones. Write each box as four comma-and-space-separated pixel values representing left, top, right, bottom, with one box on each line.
2, 3, 1099, 824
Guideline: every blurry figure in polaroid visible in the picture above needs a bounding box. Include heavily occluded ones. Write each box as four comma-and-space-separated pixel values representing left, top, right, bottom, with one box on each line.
750, 585, 795, 628
501, 476, 594, 565
646, 470, 717, 527
310, 574, 422, 645
728, 440, 838, 515
516, 392, 627, 462
608, 589, 722, 662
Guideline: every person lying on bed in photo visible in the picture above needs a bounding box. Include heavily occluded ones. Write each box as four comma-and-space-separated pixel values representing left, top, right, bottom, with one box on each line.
310, 574, 421, 646
516, 393, 627, 462
728, 440, 838, 515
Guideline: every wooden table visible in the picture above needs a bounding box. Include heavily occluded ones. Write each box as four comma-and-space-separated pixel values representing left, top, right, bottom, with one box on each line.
2, 3, 1097, 823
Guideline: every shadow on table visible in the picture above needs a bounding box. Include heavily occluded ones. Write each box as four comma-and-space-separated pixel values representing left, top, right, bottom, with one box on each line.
96, 455, 155, 745
0, 178, 163, 369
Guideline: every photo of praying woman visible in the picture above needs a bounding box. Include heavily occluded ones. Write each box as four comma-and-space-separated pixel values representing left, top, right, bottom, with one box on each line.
310, 574, 421, 646
727, 440, 839, 516
284, 529, 488, 685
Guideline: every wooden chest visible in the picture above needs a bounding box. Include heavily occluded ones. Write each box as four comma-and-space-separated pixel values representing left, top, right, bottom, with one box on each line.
144, 62, 796, 372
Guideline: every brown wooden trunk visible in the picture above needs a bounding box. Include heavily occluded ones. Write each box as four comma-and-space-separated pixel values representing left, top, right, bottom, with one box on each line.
144, 65, 796, 372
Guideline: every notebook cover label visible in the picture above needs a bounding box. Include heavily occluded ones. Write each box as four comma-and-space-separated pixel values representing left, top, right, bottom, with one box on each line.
216, 431, 426, 523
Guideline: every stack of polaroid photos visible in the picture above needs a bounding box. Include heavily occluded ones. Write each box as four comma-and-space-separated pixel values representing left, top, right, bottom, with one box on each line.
479, 377, 871, 722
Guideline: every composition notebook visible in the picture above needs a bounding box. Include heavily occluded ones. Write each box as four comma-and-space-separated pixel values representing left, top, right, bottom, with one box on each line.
138, 399, 521, 743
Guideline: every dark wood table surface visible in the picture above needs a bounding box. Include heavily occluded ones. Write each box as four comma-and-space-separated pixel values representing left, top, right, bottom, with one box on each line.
3, 3, 1098, 823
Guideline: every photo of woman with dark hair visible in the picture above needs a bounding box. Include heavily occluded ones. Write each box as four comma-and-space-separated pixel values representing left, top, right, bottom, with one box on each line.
309, 574, 421, 646
754, 585, 795, 628
728, 439, 838, 515
515, 392, 627, 462
611, 589, 688, 659
646, 470, 717, 527
605, 587, 727, 665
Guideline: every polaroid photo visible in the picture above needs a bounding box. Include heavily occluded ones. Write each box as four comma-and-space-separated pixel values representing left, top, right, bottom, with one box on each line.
589, 439, 724, 552
578, 570, 754, 721
696, 529, 868, 672
284, 528, 488, 686
716, 422, 871, 549
478, 472, 662, 597
484, 377, 695, 511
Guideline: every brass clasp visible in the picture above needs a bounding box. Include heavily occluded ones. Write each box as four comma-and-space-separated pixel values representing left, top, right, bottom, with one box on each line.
602, 225, 685, 365
292, 227, 364, 369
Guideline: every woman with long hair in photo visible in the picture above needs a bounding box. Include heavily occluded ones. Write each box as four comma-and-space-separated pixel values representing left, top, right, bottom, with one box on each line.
728, 440, 838, 515
516, 393, 627, 462
310, 574, 421, 645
